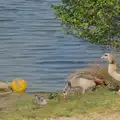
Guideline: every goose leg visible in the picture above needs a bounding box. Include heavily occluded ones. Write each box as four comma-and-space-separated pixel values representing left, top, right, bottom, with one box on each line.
81, 88, 85, 94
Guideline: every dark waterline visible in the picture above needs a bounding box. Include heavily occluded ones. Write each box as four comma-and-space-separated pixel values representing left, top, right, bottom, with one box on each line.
0, 0, 109, 92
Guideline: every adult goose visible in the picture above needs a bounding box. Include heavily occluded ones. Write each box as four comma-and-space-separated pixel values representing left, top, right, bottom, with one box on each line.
101, 53, 120, 92
64, 67, 107, 94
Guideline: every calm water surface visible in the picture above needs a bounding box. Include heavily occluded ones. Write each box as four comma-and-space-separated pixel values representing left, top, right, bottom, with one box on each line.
0, 0, 108, 92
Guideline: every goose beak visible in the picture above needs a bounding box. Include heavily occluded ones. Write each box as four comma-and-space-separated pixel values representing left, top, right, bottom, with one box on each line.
101, 55, 108, 61
101, 55, 105, 59
101, 56, 104, 59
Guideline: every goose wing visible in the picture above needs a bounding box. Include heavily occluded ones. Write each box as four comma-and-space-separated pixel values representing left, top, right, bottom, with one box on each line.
67, 70, 104, 82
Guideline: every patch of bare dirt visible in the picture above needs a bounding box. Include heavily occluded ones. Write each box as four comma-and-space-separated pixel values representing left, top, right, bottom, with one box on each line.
53, 112, 120, 120
54, 117, 79, 120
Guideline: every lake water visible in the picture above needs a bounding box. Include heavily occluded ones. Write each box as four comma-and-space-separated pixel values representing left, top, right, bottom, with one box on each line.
0, 0, 109, 92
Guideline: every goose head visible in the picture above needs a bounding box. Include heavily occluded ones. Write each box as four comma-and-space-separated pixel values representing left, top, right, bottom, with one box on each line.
101, 53, 117, 77
101, 53, 115, 64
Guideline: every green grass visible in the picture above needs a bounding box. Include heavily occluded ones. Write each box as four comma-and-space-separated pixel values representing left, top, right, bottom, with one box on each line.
0, 87, 120, 120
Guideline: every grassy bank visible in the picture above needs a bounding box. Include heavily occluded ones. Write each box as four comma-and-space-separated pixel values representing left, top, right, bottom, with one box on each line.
0, 87, 120, 120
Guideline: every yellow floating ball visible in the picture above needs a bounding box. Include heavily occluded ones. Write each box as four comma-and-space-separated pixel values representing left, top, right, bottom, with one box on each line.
11, 78, 27, 93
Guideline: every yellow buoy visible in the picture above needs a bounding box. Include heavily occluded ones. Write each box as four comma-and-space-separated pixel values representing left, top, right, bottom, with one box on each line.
11, 78, 27, 93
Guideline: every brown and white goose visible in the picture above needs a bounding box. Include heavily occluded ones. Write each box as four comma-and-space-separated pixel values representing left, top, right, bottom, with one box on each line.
63, 67, 107, 94
101, 53, 120, 93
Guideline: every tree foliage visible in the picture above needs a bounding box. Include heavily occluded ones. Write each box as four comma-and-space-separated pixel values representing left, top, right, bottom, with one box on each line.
52, 0, 120, 46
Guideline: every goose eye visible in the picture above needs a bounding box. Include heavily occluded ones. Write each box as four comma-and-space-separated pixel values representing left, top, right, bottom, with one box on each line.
104, 54, 108, 56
